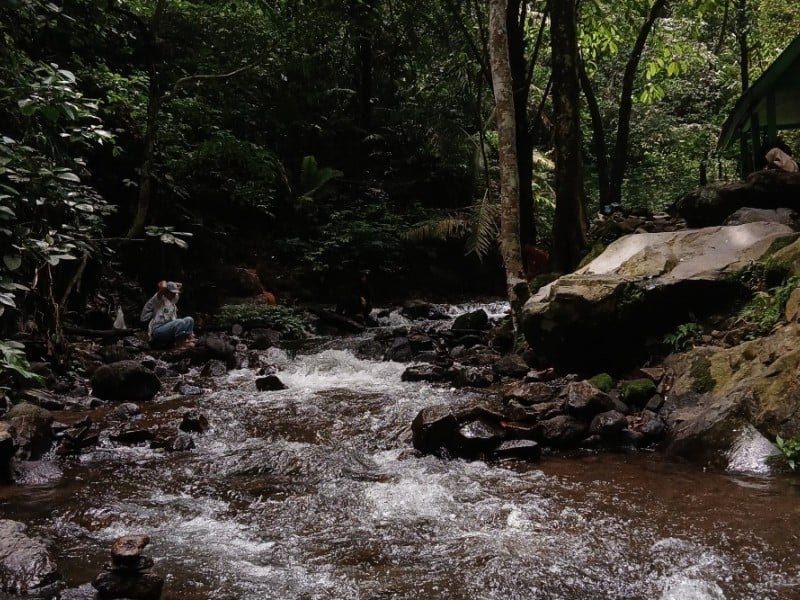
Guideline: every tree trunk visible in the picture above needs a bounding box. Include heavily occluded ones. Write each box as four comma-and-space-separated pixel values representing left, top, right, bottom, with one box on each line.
579, 57, 611, 211
507, 0, 536, 246
126, 0, 167, 239
488, 0, 525, 322
549, 0, 587, 273
607, 0, 669, 207
350, 0, 378, 130
735, 0, 749, 91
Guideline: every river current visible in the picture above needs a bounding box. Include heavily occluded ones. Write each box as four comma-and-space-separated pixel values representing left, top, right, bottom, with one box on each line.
2, 303, 800, 599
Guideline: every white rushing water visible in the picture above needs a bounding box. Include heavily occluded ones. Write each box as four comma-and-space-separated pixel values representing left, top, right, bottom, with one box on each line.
8, 313, 800, 599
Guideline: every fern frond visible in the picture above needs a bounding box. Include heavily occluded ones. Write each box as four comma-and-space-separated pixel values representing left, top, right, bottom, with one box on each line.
465, 191, 500, 259
403, 215, 471, 242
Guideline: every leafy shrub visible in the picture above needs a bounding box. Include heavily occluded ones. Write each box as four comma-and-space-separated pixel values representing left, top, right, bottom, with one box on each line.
775, 435, 800, 470
0, 340, 43, 404
217, 304, 305, 339
663, 321, 704, 352
737, 276, 800, 339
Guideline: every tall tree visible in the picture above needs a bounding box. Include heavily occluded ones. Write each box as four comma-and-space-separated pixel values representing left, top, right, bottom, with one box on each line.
549, 0, 587, 272
488, 0, 526, 319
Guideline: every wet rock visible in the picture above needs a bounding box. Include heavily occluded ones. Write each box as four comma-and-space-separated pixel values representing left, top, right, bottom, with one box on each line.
493, 354, 530, 378
0, 519, 62, 595
91, 361, 161, 402
448, 365, 496, 388
255, 375, 287, 391
635, 410, 666, 440
174, 382, 203, 396
563, 380, 615, 420
452, 309, 488, 331
407, 332, 434, 352
0, 425, 13, 484
384, 337, 413, 362
3, 402, 54, 460
111, 535, 150, 567
99, 344, 132, 364
19, 388, 65, 411
151, 433, 195, 453
179, 411, 209, 433
411, 405, 459, 455
534, 415, 589, 448
523, 400, 565, 422
589, 410, 629, 437
201, 359, 228, 378
249, 328, 280, 350
501, 381, 557, 405
492, 439, 541, 460
110, 402, 141, 420
93, 534, 163, 600
56, 419, 100, 455
401, 364, 449, 383
645, 394, 665, 412
402, 300, 449, 320
201, 332, 238, 367
451, 333, 483, 348
450, 418, 505, 457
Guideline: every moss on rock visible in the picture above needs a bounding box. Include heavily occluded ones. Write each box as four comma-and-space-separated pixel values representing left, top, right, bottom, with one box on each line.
620, 378, 656, 404
588, 373, 614, 392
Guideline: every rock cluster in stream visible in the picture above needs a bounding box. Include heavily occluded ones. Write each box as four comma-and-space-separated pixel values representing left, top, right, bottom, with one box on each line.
411, 374, 668, 460
92, 535, 163, 599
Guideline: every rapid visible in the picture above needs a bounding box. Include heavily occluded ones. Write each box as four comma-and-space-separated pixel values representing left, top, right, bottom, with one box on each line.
2, 303, 799, 600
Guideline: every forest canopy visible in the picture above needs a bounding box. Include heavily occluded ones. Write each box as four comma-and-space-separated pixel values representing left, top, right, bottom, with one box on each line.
1, 0, 799, 367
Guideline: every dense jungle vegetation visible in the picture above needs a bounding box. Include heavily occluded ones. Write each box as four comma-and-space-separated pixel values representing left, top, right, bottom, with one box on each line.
1, 0, 799, 390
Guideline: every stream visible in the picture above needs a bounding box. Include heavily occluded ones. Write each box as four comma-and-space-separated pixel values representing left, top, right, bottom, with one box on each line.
2, 303, 800, 599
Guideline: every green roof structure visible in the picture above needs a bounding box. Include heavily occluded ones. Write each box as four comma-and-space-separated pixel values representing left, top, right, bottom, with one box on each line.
717, 35, 800, 173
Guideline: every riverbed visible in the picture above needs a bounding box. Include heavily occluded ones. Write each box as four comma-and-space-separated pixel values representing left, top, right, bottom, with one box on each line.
2, 306, 800, 599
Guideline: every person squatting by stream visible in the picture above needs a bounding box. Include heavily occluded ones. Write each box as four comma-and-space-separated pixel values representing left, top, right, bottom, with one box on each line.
140, 280, 196, 349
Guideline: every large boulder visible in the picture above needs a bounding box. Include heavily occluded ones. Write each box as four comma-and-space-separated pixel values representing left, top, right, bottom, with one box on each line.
521, 222, 796, 372
662, 322, 800, 466
673, 169, 800, 227
0, 520, 62, 595
91, 360, 161, 401
3, 403, 54, 460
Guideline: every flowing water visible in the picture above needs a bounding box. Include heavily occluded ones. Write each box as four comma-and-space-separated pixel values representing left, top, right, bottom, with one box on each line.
2, 304, 800, 599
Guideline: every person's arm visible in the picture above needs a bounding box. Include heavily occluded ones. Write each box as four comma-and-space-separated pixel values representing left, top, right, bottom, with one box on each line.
140, 293, 159, 322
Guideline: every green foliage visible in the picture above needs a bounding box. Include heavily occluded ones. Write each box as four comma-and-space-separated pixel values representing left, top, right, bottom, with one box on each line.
737, 276, 800, 338
775, 434, 800, 471
664, 321, 704, 352
0, 18, 115, 327
0, 340, 43, 402
690, 356, 715, 393
296, 155, 342, 203
217, 304, 305, 339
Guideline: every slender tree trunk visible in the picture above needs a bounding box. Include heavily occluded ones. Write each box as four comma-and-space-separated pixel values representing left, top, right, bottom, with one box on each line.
735, 0, 749, 90
507, 0, 536, 246
607, 0, 669, 206
126, 0, 166, 239
549, 0, 587, 273
350, 0, 378, 130
488, 0, 525, 323
579, 57, 611, 210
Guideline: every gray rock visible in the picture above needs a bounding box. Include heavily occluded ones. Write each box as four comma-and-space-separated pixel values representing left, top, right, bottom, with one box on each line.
3, 402, 54, 460
0, 519, 61, 595
90, 361, 161, 402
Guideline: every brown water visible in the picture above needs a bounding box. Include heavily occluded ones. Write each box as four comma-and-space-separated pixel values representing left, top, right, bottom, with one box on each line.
2, 336, 800, 599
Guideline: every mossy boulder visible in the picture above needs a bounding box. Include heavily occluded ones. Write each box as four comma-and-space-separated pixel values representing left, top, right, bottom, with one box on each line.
588, 373, 614, 392
620, 378, 657, 405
